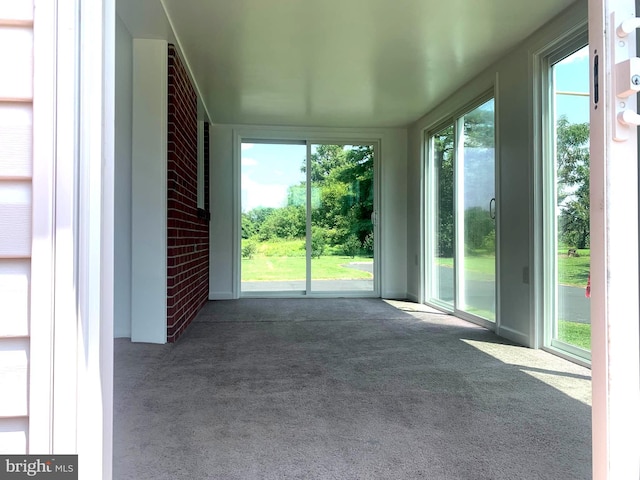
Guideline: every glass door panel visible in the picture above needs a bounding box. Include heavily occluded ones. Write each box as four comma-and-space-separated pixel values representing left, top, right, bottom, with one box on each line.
551, 45, 591, 353
240, 142, 307, 293
309, 144, 374, 292
457, 99, 496, 321
429, 126, 455, 307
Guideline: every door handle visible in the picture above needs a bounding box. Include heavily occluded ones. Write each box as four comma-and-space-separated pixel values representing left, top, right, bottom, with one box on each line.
489, 198, 496, 220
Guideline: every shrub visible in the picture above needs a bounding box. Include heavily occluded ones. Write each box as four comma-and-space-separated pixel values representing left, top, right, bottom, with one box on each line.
311, 227, 326, 258
343, 234, 360, 258
242, 241, 257, 259
363, 232, 374, 256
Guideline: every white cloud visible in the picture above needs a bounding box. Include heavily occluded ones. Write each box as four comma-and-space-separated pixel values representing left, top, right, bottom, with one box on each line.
241, 143, 254, 151
242, 157, 258, 166
557, 46, 589, 65
241, 173, 288, 211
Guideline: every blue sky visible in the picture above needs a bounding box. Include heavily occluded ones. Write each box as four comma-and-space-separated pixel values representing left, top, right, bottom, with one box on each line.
554, 45, 590, 124
241, 143, 306, 212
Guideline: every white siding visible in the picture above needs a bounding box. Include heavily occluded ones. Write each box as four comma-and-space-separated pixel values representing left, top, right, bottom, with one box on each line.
0, 3, 33, 455
0, 181, 31, 257
0, 27, 33, 100
0, 419, 28, 454
0, 104, 32, 178
0, 260, 30, 337
0, 339, 29, 417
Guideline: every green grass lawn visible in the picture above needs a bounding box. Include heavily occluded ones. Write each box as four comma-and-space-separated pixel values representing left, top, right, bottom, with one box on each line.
241, 239, 373, 281
435, 248, 590, 288
435, 255, 495, 282
558, 320, 591, 350
557, 249, 590, 288
242, 256, 373, 281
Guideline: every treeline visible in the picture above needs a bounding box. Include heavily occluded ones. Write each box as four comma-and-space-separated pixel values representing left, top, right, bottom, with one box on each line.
242, 145, 374, 258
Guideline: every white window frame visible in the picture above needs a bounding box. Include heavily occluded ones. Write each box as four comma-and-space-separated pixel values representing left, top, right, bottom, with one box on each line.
31, 1, 115, 478
535, 26, 592, 365
423, 90, 500, 331
233, 128, 382, 299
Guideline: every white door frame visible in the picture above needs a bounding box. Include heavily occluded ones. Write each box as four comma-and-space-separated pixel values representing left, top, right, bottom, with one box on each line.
31, 0, 115, 478
589, 0, 640, 477
232, 127, 382, 299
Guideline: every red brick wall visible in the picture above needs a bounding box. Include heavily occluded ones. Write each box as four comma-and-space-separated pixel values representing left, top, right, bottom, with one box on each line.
167, 44, 209, 342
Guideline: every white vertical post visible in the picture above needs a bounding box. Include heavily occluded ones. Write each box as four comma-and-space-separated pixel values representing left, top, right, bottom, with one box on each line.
589, 0, 640, 478
51, 0, 80, 453
30, 0, 56, 453
76, 0, 115, 478
131, 38, 168, 343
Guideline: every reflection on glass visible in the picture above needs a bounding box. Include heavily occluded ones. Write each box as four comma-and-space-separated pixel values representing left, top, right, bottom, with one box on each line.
552, 46, 591, 351
310, 144, 374, 292
430, 126, 455, 307
459, 99, 496, 321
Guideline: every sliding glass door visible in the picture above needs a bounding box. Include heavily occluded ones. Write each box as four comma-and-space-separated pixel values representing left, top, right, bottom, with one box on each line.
457, 99, 496, 321
546, 42, 591, 358
241, 141, 376, 295
240, 142, 307, 293
427, 96, 496, 324
310, 144, 375, 292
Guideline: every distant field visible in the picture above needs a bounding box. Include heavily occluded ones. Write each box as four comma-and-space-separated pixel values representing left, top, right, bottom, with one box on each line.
241, 239, 373, 281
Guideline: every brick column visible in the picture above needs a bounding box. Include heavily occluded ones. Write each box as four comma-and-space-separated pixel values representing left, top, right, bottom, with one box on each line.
166, 44, 209, 342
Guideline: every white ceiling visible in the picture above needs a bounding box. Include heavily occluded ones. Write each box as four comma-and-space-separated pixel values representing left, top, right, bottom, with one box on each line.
117, 0, 578, 128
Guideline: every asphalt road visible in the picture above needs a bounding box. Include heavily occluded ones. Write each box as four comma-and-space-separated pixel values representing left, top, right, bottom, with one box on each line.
434, 266, 590, 324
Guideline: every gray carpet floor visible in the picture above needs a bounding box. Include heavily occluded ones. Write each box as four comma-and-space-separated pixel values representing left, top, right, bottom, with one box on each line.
114, 299, 592, 480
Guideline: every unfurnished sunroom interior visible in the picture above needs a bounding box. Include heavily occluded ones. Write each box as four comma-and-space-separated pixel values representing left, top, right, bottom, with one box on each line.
116, 0, 595, 355
112, 0, 633, 477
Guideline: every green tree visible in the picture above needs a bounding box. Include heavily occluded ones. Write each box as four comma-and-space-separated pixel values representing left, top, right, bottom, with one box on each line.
299, 145, 375, 247
304, 144, 348, 183
556, 117, 590, 249
311, 227, 326, 258
246, 207, 275, 233
434, 126, 455, 257
241, 213, 256, 239
343, 234, 361, 258
259, 205, 306, 240
464, 207, 493, 252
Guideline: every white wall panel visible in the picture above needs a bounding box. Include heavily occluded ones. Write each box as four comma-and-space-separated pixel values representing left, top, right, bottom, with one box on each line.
0, 181, 31, 257
0, 338, 29, 417
0, 259, 30, 336
0, 418, 28, 454
0, 27, 33, 100
0, 103, 32, 178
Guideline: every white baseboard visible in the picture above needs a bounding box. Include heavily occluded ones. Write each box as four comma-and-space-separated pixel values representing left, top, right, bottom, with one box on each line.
210, 291, 234, 300
406, 292, 419, 303
497, 325, 530, 347
381, 291, 408, 300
